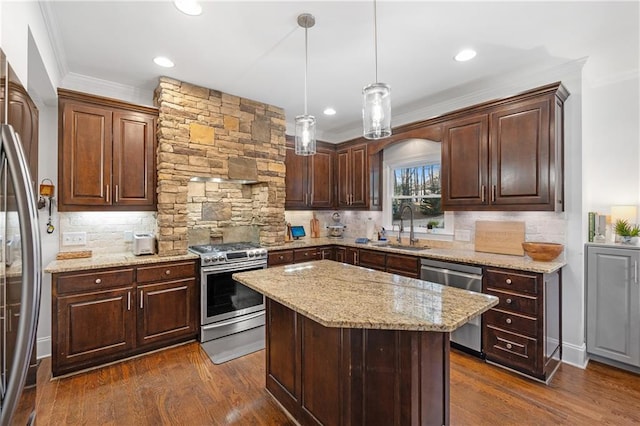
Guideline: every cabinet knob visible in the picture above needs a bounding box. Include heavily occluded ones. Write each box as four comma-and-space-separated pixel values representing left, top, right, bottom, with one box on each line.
506, 318, 512, 324
279, 255, 284, 260
506, 298, 512, 304
506, 278, 512, 284
165, 270, 171, 275
304, 253, 308, 256
95, 278, 102, 284
506, 343, 513, 350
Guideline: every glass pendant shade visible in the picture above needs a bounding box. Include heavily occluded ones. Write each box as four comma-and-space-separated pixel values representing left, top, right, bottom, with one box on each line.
295, 114, 316, 155
363, 82, 391, 139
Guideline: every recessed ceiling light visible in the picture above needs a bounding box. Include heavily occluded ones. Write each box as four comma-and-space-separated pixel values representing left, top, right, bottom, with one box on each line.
174, 0, 202, 16
454, 49, 477, 62
153, 56, 175, 68
323, 107, 336, 116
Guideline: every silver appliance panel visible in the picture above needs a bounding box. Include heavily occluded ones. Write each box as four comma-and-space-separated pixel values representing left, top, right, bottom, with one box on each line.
420, 258, 483, 354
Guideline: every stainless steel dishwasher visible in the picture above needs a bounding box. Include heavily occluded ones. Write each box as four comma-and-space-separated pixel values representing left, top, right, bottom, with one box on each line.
420, 258, 483, 356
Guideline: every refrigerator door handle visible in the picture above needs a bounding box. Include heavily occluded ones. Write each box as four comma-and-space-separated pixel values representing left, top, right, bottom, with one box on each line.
0, 125, 42, 425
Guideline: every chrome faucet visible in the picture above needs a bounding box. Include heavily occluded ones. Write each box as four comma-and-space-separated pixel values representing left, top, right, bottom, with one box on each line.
398, 203, 418, 246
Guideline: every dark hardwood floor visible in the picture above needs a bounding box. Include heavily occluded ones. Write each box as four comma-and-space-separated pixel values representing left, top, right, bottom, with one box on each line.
35, 342, 640, 425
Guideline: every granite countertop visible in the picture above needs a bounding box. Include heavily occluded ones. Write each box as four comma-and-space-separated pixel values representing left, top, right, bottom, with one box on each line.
234, 259, 498, 332
44, 252, 199, 274
268, 237, 565, 274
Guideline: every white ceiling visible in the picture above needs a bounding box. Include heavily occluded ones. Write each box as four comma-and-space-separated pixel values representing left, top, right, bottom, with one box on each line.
43, 1, 639, 142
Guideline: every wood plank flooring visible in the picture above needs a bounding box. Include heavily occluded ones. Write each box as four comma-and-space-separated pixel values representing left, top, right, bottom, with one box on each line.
35, 342, 640, 425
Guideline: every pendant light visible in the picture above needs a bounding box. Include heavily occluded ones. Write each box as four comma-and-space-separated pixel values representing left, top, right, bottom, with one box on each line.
362, 0, 391, 140
295, 13, 316, 156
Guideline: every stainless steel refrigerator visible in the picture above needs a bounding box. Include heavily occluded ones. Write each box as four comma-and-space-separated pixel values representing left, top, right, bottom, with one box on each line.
0, 50, 42, 425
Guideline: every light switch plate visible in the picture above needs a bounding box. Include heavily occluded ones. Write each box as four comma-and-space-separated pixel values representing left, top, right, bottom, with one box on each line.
62, 231, 87, 246
124, 231, 133, 242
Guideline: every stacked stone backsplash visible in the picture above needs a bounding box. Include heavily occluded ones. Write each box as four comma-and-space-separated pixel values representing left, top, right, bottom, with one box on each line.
154, 77, 286, 256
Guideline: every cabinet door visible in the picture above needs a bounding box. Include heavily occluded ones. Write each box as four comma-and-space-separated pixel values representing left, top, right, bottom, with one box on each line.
7, 80, 39, 196
137, 278, 198, 348
60, 101, 113, 207
309, 147, 334, 208
112, 111, 156, 207
268, 249, 294, 266
587, 247, 640, 366
346, 248, 359, 265
335, 247, 346, 263
285, 144, 309, 209
336, 148, 350, 208
350, 144, 368, 207
54, 287, 135, 375
489, 98, 550, 207
441, 114, 489, 209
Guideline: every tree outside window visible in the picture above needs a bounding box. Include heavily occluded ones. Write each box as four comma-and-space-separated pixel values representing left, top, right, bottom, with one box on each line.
391, 163, 443, 231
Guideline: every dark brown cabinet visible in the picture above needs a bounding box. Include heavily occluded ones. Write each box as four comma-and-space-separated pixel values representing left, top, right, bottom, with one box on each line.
136, 262, 198, 348
52, 260, 197, 376
268, 246, 335, 267
442, 83, 568, 212
482, 266, 561, 382
58, 89, 157, 211
386, 253, 420, 278
358, 249, 386, 271
285, 138, 334, 209
337, 143, 368, 209
268, 249, 294, 267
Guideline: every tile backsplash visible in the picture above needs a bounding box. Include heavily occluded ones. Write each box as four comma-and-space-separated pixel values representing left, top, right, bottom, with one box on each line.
59, 212, 157, 255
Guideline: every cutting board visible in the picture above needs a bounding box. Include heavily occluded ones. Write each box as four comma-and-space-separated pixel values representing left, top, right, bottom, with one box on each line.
56, 250, 92, 260
475, 221, 525, 256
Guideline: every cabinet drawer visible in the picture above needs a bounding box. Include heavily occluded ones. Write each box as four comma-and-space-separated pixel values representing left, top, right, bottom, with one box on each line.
294, 248, 319, 263
484, 308, 538, 338
358, 249, 386, 270
485, 268, 538, 295
386, 254, 419, 277
268, 250, 294, 266
485, 326, 537, 373
56, 268, 135, 294
485, 289, 538, 317
136, 261, 196, 284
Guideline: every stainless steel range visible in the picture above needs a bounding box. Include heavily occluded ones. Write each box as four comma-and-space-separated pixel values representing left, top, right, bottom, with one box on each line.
189, 242, 267, 363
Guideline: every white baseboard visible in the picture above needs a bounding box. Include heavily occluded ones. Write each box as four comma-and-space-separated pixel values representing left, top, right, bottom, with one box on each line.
37, 336, 52, 360
562, 341, 588, 369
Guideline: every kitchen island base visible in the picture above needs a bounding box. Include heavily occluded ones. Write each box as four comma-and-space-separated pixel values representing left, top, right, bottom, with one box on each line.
265, 298, 450, 426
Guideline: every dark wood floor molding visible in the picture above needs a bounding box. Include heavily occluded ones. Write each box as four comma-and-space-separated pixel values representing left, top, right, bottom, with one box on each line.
35, 343, 640, 425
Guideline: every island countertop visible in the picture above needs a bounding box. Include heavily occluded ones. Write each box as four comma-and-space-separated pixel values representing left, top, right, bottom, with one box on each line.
233, 259, 498, 332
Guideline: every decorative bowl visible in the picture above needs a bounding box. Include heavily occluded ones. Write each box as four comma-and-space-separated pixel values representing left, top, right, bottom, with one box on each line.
521, 242, 564, 262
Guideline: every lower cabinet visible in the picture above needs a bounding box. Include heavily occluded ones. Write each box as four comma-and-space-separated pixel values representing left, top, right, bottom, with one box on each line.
586, 245, 640, 370
268, 246, 335, 267
482, 267, 561, 382
52, 260, 198, 376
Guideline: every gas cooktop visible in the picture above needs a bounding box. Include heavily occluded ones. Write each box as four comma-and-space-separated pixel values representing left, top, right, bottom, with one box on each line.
188, 242, 267, 266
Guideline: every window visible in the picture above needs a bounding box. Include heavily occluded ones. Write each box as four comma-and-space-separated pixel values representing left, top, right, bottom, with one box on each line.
382, 139, 453, 236
391, 163, 444, 231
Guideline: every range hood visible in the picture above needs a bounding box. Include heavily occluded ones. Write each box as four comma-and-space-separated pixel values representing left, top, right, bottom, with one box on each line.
190, 176, 259, 185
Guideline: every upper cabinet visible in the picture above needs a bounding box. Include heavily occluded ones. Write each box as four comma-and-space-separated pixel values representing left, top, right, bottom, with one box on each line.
442, 83, 568, 211
58, 89, 157, 211
336, 143, 368, 209
284, 137, 334, 210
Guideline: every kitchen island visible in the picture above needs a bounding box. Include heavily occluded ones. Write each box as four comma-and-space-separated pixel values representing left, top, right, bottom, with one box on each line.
234, 260, 498, 425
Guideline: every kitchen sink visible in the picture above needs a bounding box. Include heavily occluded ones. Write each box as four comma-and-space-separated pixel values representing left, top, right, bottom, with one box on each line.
375, 243, 429, 252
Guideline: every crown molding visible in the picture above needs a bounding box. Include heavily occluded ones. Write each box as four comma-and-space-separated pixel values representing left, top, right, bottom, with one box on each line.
327, 58, 587, 143
38, 1, 68, 80
61, 72, 154, 107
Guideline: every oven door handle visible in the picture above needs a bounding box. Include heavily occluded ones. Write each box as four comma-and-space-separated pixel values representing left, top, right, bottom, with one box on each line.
203, 311, 265, 329
201, 262, 267, 274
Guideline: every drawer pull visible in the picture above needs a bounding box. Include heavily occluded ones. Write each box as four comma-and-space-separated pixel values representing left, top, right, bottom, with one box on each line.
165, 270, 171, 275
505, 318, 512, 324
279, 255, 284, 260
506, 343, 513, 350
304, 253, 308, 256
95, 278, 102, 284
506, 298, 512, 304
506, 278, 512, 284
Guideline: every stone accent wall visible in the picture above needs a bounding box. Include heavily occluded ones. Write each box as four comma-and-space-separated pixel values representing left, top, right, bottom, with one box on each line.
154, 77, 286, 256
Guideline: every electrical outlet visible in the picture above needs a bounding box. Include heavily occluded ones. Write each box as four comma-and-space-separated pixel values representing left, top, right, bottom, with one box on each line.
62, 232, 87, 246
455, 229, 471, 242
124, 231, 134, 242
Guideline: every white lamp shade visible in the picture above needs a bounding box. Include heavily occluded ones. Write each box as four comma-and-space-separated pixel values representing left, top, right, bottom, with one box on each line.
611, 205, 638, 224
362, 82, 391, 140
295, 115, 316, 155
